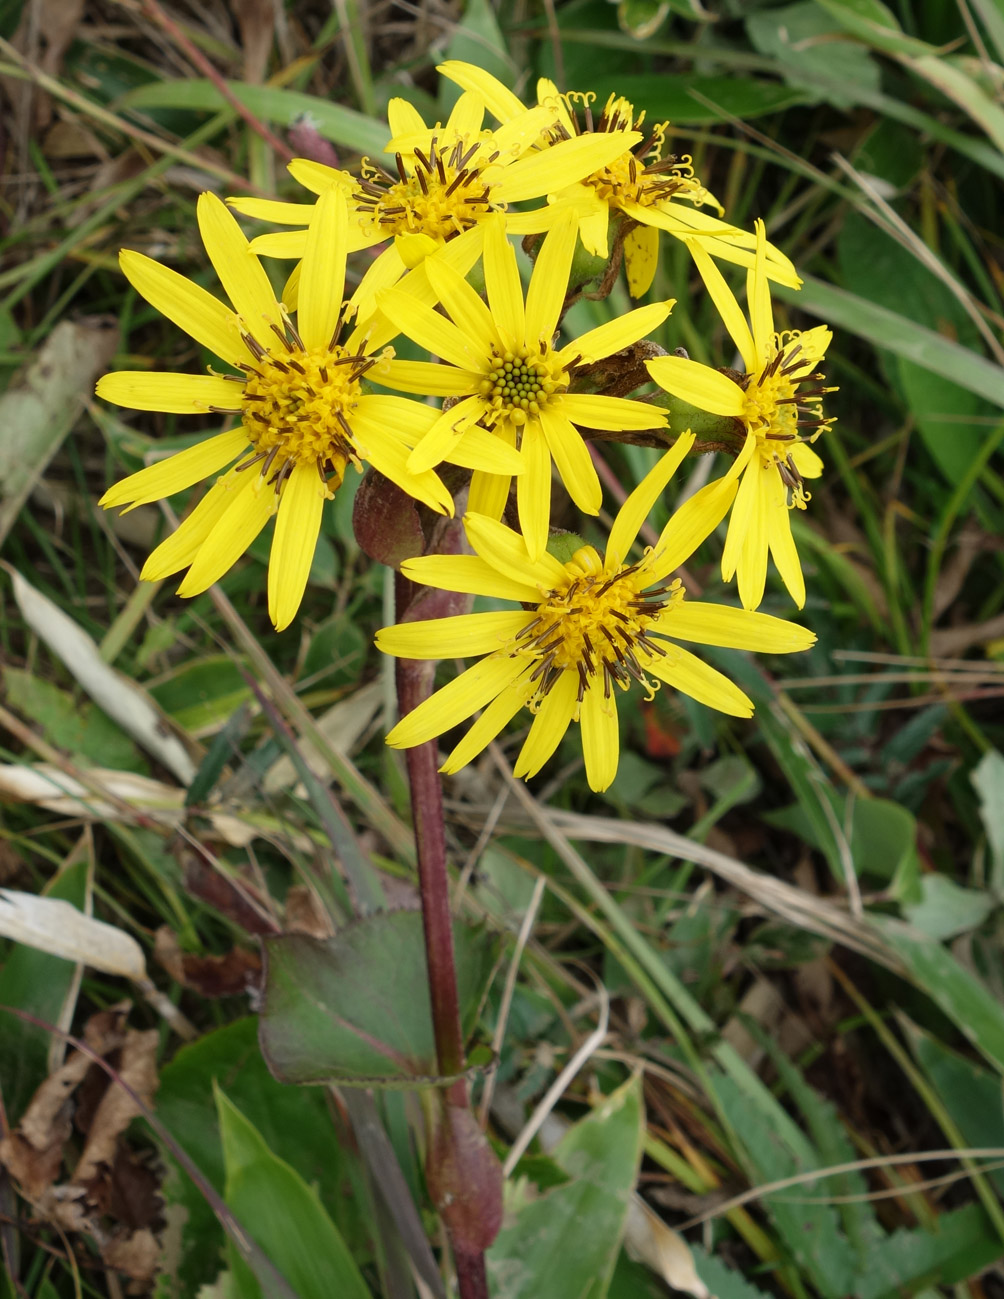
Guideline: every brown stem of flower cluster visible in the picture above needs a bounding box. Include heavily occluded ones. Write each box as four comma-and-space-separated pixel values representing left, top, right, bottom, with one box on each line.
394, 573, 502, 1294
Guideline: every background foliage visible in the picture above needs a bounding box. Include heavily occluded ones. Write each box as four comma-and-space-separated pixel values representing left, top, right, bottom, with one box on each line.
1, 0, 1003, 1295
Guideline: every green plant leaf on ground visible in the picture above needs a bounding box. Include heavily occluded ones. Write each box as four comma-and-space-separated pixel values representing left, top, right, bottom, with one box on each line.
118, 80, 388, 157
856, 1204, 1002, 1298
259, 911, 500, 1086
903, 1018, 1004, 1196
972, 749, 1004, 894
154, 1018, 370, 1297
901, 873, 996, 940
871, 916, 1004, 1073
747, 2, 881, 108
588, 73, 810, 122
487, 1074, 645, 1299
0, 850, 89, 1123
690, 1245, 773, 1299
216, 1087, 373, 1299
709, 1069, 858, 1298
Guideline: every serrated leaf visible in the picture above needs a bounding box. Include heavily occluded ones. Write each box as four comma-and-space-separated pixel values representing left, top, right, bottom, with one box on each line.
487, 1075, 645, 1299
856, 1204, 1001, 1299
872, 916, 1004, 1074
259, 911, 499, 1086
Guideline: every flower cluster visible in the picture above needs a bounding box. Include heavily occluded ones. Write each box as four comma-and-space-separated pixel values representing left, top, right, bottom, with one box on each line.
97, 61, 834, 790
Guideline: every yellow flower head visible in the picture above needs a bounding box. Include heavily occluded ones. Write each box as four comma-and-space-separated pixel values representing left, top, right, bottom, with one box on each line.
438, 61, 801, 297
376, 211, 672, 560
97, 189, 460, 632
376, 432, 815, 792
647, 221, 836, 612
228, 88, 639, 332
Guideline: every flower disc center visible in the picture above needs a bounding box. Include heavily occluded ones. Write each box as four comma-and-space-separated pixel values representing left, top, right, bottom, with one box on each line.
358, 138, 501, 243
240, 340, 366, 490
514, 546, 682, 699
479, 346, 566, 427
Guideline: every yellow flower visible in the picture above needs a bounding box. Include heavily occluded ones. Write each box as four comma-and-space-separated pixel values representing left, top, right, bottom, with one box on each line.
228, 89, 639, 333
646, 221, 835, 612
437, 62, 801, 297
375, 432, 815, 792
97, 189, 470, 632
375, 211, 672, 560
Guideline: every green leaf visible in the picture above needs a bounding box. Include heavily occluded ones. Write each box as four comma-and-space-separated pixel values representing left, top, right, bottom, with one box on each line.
147, 655, 252, 734
587, 73, 811, 122
814, 0, 934, 55
901, 874, 995, 940
856, 1204, 1002, 1298
772, 275, 1004, 409
2, 668, 148, 774
872, 916, 1004, 1073
118, 80, 388, 157
972, 749, 1004, 894
904, 1019, 1004, 1196
216, 1088, 372, 1299
154, 1018, 369, 1297
747, 2, 881, 109
259, 911, 499, 1086
0, 854, 89, 1122
709, 1069, 857, 1297
690, 1245, 774, 1299
902, 53, 1004, 153
439, 0, 512, 114
487, 1075, 645, 1299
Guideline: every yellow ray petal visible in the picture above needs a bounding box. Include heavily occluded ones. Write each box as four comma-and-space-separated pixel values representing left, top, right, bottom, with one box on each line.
580, 678, 620, 792
513, 670, 578, 779
468, 468, 511, 521
347, 245, 408, 347
493, 105, 561, 160
249, 230, 310, 260
228, 197, 316, 225
282, 262, 300, 312
579, 198, 612, 259
100, 428, 250, 510
564, 301, 674, 368
647, 431, 755, 581
379, 362, 477, 401
287, 159, 351, 196
386, 97, 426, 140
536, 77, 574, 135
464, 510, 566, 587
404, 397, 482, 473
482, 215, 525, 353
385, 653, 526, 749
118, 250, 251, 368
297, 186, 348, 352
748, 221, 774, 370
625, 202, 801, 289
790, 441, 824, 478
656, 600, 814, 653
734, 467, 769, 612
447, 424, 525, 476
140, 472, 241, 579
794, 325, 832, 368
376, 610, 531, 659
559, 392, 669, 432
354, 394, 440, 445
647, 644, 754, 717
402, 553, 540, 602
494, 131, 643, 204
721, 456, 759, 583
645, 356, 745, 418
516, 420, 552, 561
441, 670, 537, 774
445, 90, 484, 140
349, 415, 453, 515
504, 186, 603, 238
96, 372, 244, 415
765, 474, 806, 610
436, 61, 528, 123
685, 238, 756, 373
425, 257, 499, 356
267, 461, 326, 631
605, 430, 696, 567
197, 193, 279, 351
176, 473, 277, 596
525, 213, 578, 344
539, 407, 600, 515
624, 223, 660, 299
377, 285, 484, 371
